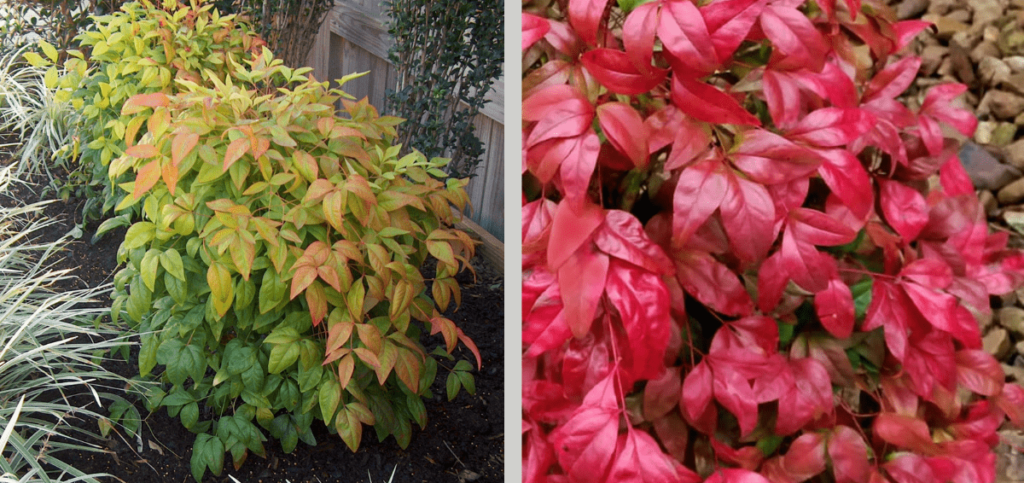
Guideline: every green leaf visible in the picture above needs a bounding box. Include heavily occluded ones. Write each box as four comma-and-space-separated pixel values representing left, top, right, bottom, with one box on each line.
227, 347, 256, 375
160, 249, 186, 281
446, 372, 461, 401
39, 40, 58, 62
140, 249, 159, 291
23, 51, 46, 67
181, 402, 199, 429
267, 343, 300, 374
191, 433, 224, 481
319, 378, 341, 422
123, 222, 155, 250
264, 326, 301, 345
457, 372, 475, 395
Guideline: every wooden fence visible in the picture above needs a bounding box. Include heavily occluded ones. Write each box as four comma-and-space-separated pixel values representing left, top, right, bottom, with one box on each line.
304, 0, 505, 242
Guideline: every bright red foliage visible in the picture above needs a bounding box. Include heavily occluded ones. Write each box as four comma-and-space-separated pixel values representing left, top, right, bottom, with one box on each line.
522, 0, 1024, 482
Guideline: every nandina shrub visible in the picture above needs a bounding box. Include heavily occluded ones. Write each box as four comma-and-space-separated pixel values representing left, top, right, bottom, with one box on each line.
110, 47, 481, 481
522, 1, 1024, 482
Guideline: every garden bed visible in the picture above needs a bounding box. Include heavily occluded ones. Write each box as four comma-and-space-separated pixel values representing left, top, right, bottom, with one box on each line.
0, 165, 504, 483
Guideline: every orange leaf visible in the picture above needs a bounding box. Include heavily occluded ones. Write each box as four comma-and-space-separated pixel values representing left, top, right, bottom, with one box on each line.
251, 137, 270, 161
223, 137, 248, 172
162, 162, 179, 195
122, 92, 169, 115
337, 354, 355, 389
457, 327, 482, 369
306, 280, 328, 326
134, 161, 161, 200
126, 144, 159, 159
172, 132, 199, 167
290, 265, 317, 299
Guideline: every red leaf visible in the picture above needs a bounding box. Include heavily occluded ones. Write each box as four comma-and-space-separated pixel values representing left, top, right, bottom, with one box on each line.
776, 358, 833, 435
879, 178, 928, 242
652, 411, 690, 463
760, 5, 827, 71
456, 328, 482, 370
939, 154, 974, 196
883, 454, 936, 483
672, 159, 729, 248
863, 280, 912, 361
873, 413, 939, 455
713, 364, 758, 436
671, 75, 761, 126
568, 0, 610, 45
550, 373, 620, 482
524, 421, 556, 483
605, 259, 671, 380
994, 383, 1024, 425
711, 438, 764, 470
730, 129, 821, 184
548, 201, 603, 270
779, 228, 836, 293
596, 102, 649, 166
523, 13, 550, 50
782, 432, 827, 481
863, 57, 922, 102
762, 68, 805, 129
954, 350, 1004, 397
609, 428, 702, 483
815, 279, 855, 339
658, 0, 717, 74
523, 85, 595, 148
559, 130, 601, 207
594, 210, 673, 275
757, 251, 788, 313
523, 381, 575, 423
223, 137, 248, 171
919, 83, 977, 137
700, 0, 768, 63
788, 208, 857, 246
901, 282, 957, 334
817, 149, 873, 220
720, 172, 775, 263
787, 108, 873, 147
559, 244, 609, 338
643, 367, 681, 421
681, 360, 713, 422
581, 48, 667, 96
674, 250, 754, 316
622, 2, 659, 73
899, 258, 953, 289
828, 426, 870, 483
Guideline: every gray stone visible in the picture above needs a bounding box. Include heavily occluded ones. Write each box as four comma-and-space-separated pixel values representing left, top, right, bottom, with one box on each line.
999, 177, 1024, 204
921, 46, 948, 76
972, 0, 1006, 26
1003, 73, 1024, 97
961, 141, 1022, 191
1005, 55, 1024, 72
1000, 306, 1024, 338
971, 40, 1003, 63
981, 189, 1000, 214
984, 327, 1013, 359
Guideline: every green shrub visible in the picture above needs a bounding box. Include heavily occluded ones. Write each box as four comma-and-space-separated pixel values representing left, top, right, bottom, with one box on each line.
47, 0, 265, 224
108, 43, 481, 481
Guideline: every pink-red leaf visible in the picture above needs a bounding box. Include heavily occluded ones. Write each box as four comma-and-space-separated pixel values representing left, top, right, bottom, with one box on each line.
787, 108, 872, 147
681, 360, 713, 422
671, 76, 761, 126
581, 48, 667, 96
672, 159, 729, 248
782, 432, 827, 481
731, 130, 822, 184
622, 2, 659, 73
558, 130, 601, 207
776, 357, 833, 435
873, 413, 939, 455
815, 279, 855, 339
863, 57, 922, 102
559, 244, 609, 338
829, 426, 870, 483
523, 13, 550, 50
788, 208, 857, 246
713, 364, 758, 436
720, 173, 775, 263
817, 149, 873, 220
954, 350, 1004, 397
674, 250, 754, 316
605, 259, 671, 380
760, 5, 827, 71
608, 428, 701, 483
658, 0, 717, 74
701, 0, 767, 63
595, 210, 673, 274
523, 85, 595, 148
643, 367, 681, 421
568, 0, 611, 46
596, 102, 649, 166
548, 201, 603, 270
704, 468, 772, 483
879, 178, 928, 242
550, 373, 620, 482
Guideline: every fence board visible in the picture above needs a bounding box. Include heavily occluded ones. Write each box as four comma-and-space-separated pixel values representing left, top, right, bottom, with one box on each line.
306, 0, 504, 242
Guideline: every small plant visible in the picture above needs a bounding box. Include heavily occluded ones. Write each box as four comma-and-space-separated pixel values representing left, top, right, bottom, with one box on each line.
523, 1, 1024, 482
232, 0, 333, 67
0, 170, 140, 483
384, 0, 503, 180
0, 0, 126, 58
108, 42, 481, 481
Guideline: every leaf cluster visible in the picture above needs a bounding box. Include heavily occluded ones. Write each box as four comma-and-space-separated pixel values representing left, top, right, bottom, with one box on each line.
383, 0, 503, 180
523, 1, 1024, 482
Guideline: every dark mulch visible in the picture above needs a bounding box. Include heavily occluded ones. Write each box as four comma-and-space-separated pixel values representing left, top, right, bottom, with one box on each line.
0, 166, 504, 483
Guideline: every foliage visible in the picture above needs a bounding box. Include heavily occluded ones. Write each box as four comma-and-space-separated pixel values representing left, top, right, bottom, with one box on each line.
0, 170, 140, 483
0, 0, 126, 57
106, 42, 481, 481
522, 1, 1024, 482
40, 0, 266, 225
231, 0, 332, 68
0, 44, 78, 180
384, 0, 503, 180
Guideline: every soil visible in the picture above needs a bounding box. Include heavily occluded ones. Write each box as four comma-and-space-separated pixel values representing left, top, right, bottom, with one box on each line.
0, 166, 505, 483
